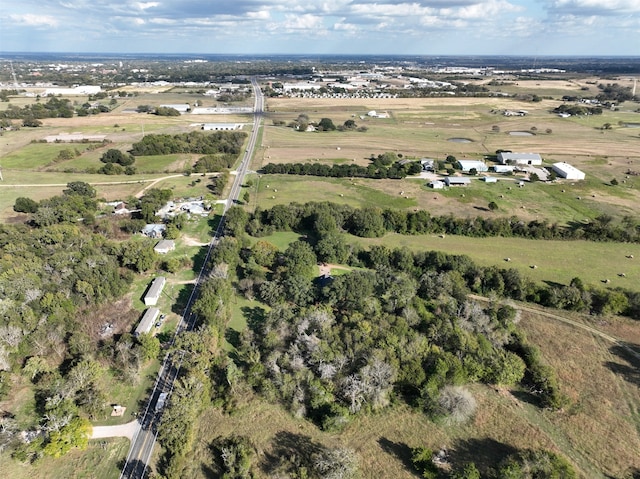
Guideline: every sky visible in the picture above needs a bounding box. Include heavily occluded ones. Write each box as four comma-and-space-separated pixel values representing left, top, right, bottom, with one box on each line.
0, 0, 639, 56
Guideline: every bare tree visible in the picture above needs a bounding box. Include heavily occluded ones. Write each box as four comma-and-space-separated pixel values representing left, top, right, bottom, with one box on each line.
438, 385, 477, 424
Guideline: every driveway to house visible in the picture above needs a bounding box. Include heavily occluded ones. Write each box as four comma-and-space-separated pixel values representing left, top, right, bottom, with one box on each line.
91, 420, 140, 441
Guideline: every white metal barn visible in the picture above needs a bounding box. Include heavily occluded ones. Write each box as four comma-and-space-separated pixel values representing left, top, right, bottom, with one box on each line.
457, 160, 488, 173
552, 162, 585, 180
497, 152, 542, 165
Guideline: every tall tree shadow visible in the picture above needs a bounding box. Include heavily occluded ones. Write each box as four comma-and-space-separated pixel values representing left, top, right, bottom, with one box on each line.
448, 437, 519, 474
377, 437, 421, 477
260, 431, 324, 476
241, 305, 267, 333
605, 341, 640, 388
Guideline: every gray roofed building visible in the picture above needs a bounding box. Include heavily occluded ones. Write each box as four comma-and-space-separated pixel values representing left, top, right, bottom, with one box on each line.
154, 240, 175, 254
445, 177, 471, 186
135, 307, 160, 336
143, 277, 166, 306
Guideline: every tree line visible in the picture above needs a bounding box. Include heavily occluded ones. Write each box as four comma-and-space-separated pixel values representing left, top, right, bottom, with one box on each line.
249, 200, 640, 245
130, 130, 247, 156
223, 202, 640, 320
261, 152, 423, 180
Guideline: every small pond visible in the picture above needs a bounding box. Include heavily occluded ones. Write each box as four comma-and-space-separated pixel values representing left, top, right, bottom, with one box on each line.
509, 131, 535, 136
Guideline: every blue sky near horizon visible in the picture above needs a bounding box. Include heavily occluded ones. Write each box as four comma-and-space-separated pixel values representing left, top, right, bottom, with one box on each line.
0, 0, 638, 56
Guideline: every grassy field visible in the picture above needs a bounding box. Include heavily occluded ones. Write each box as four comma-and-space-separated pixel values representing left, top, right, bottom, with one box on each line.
0, 438, 130, 479
356, 232, 639, 290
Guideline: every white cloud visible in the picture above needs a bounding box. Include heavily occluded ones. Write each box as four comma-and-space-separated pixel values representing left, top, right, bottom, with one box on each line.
9, 14, 59, 27
135, 2, 159, 10
282, 13, 324, 30
545, 0, 640, 15
247, 10, 271, 20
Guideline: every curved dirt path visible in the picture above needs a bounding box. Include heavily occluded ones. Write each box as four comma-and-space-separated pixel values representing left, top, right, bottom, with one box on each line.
468, 294, 640, 360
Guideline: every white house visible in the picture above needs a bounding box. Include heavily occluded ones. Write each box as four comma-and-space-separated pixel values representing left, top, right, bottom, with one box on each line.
497, 152, 542, 165
135, 307, 160, 336
552, 162, 585, 180
457, 160, 488, 173
420, 159, 436, 171
154, 240, 175, 254
143, 277, 166, 306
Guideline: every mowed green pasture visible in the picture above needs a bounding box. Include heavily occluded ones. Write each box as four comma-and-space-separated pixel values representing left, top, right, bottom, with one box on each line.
246, 173, 418, 211
0, 142, 97, 169
355, 232, 639, 291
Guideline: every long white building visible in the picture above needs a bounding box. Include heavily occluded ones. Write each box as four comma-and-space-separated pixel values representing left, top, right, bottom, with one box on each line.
552, 162, 585, 180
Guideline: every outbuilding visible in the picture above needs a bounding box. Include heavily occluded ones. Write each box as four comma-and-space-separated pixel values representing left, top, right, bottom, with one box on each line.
483, 176, 498, 183
457, 160, 488, 173
445, 177, 471, 186
154, 240, 175, 254
492, 165, 515, 173
428, 180, 445, 189
135, 307, 160, 337
552, 162, 585, 180
497, 152, 542, 165
143, 277, 166, 306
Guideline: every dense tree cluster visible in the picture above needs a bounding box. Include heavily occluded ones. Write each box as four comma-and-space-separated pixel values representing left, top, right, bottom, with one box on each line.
130, 131, 246, 156
553, 104, 603, 116
597, 83, 635, 102
261, 153, 422, 179
0, 97, 74, 120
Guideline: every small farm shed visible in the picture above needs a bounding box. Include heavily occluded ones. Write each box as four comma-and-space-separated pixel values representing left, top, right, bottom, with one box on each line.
493, 165, 515, 173
428, 180, 445, 189
497, 152, 542, 165
135, 307, 160, 337
143, 277, 166, 306
445, 177, 471, 186
154, 240, 175, 254
552, 162, 585, 180
457, 160, 488, 173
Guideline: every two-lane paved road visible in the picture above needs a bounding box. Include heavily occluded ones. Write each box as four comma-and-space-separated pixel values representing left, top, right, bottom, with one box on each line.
119, 78, 264, 479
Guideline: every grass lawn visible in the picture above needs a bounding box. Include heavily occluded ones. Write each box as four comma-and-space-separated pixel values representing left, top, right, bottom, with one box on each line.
247, 230, 302, 251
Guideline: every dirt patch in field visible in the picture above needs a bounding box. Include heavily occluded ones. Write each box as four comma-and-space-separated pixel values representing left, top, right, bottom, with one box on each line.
77, 297, 139, 343
182, 235, 209, 247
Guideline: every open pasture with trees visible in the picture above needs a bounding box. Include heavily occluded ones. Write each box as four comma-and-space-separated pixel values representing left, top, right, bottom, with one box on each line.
0, 69, 638, 478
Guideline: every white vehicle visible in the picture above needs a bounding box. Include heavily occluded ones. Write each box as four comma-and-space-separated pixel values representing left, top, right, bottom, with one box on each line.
155, 392, 168, 412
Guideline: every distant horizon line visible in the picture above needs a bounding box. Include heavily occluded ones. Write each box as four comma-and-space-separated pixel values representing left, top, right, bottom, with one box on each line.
2, 51, 640, 59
